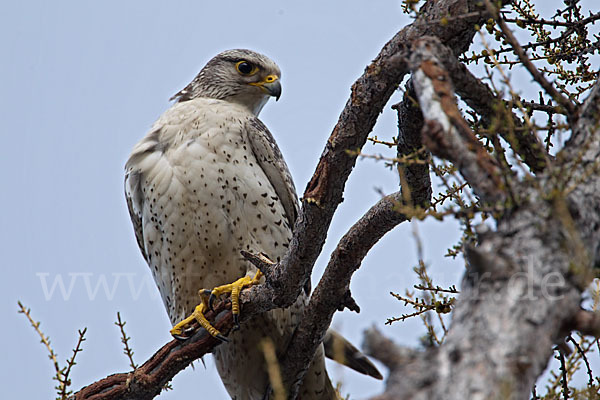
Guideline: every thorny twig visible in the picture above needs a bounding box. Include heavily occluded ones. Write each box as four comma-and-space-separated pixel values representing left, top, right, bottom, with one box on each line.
115, 312, 137, 370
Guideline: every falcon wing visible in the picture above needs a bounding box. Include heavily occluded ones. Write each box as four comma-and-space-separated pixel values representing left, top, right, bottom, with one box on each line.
246, 118, 300, 230
246, 117, 310, 294
124, 126, 164, 264
125, 170, 147, 261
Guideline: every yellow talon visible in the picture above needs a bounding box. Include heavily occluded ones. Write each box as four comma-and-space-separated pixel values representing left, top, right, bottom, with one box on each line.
170, 270, 263, 340
209, 270, 263, 327
170, 300, 228, 341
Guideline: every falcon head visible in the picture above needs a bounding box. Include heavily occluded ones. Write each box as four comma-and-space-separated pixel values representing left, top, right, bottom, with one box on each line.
171, 49, 282, 116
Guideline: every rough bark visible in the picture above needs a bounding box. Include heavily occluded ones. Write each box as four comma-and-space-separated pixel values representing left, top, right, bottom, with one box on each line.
394, 79, 432, 204
253, 0, 507, 315
280, 192, 413, 398
367, 37, 600, 400
411, 37, 506, 204
428, 37, 550, 173
271, 1, 512, 395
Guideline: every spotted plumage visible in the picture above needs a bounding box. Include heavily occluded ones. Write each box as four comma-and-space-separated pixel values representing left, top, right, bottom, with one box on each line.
125, 49, 338, 399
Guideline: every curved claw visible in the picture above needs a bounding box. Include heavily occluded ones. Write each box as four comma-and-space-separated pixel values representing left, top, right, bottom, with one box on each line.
261, 384, 272, 400
216, 333, 230, 343
233, 314, 240, 331
170, 324, 194, 341
208, 293, 217, 312
170, 302, 226, 342
172, 332, 190, 341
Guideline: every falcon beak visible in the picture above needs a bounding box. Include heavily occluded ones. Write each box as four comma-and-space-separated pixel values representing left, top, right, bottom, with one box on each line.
263, 79, 281, 101
250, 75, 281, 101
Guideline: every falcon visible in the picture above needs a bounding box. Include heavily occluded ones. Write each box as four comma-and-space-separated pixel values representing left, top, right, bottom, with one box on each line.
125, 49, 381, 399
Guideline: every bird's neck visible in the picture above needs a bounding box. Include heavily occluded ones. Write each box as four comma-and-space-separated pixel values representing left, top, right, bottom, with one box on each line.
224, 93, 269, 116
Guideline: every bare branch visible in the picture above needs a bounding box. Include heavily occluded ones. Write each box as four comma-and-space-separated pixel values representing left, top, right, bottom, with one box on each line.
240, 0, 508, 334
62, 329, 87, 399
484, 0, 577, 118
502, 12, 600, 28
394, 79, 432, 203
370, 76, 600, 400
276, 28, 487, 393
72, 301, 234, 400
362, 326, 417, 372
410, 36, 507, 204
279, 191, 410, 398
115, 312, 137, 371
430, 38, 550, 172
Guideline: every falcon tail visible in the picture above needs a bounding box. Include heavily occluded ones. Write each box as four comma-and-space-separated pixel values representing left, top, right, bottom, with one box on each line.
323, 330, 383, 380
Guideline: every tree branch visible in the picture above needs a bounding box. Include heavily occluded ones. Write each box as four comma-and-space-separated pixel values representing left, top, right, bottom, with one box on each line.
484, 0, 577, 118
72, 301, 234, 399
241, 0, 508, 359
274, 0, 512, 389
362, 326, 417, 372
363, 327, 422, 400
370, 64, 600, 400
431, 37, 550, 173
279, 191, 410, 398
394, 79, 432, 204
410, 36, 506, 204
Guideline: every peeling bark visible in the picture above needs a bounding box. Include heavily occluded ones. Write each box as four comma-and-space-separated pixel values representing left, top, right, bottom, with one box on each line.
369, 38, 600, 400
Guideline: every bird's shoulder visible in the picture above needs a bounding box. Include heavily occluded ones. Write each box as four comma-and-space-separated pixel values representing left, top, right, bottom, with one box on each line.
158, 97, 250, 124
125, 98, 251, 171
155, 98, 251, 141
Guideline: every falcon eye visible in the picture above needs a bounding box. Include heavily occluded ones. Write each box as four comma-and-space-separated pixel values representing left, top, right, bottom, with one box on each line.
235, 60, 256, 75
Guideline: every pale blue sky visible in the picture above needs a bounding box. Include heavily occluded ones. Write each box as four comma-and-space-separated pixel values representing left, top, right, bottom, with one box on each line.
3, 1, 582, 398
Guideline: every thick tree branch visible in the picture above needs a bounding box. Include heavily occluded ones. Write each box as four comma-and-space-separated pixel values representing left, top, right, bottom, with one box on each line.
256, 0, 504, 312
431, 37, 550, 173
559, 76, 600, 269
274, 0, 516, 386
410, 36, 506, 204
276, 58, 436, 398
562, 76, 600, 158
237, 0, 508, 362
363, 327, 423, 400
280, 191, 409, 398
362, 327, 417, 372
394, 79, 432, 204
371, 70, 600, 400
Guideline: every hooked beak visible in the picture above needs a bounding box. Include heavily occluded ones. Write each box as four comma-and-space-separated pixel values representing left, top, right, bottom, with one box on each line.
249, 75, 282, 101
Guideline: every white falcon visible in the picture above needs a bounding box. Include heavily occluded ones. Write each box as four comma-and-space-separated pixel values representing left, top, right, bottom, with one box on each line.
125, 49, 381, 399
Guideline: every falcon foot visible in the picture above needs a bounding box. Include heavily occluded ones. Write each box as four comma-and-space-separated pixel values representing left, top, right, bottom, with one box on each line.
170, 295, 229, 342
169, 270, 263, 341
206, 270, 263, 329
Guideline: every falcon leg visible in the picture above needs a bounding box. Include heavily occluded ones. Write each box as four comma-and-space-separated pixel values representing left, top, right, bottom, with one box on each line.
208, 270, 263, 328
170, 295, 229, 342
